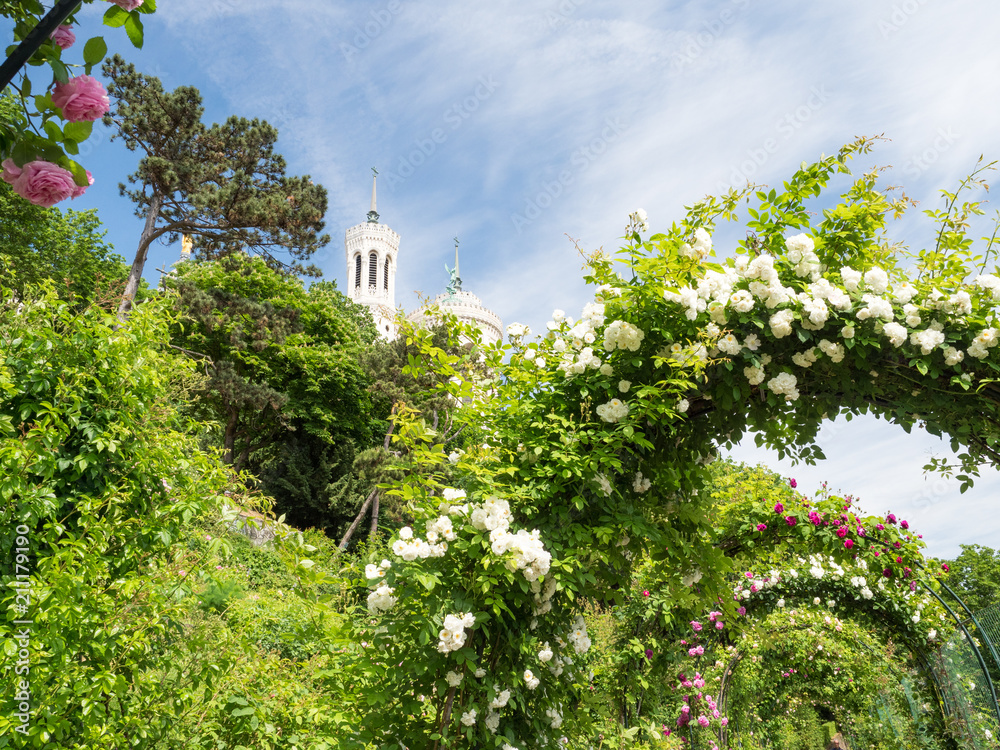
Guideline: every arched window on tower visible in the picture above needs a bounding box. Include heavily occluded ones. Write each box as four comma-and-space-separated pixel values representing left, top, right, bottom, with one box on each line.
369, 252, 378, 288
384, 257, 389, 290
354, 254, 362, 289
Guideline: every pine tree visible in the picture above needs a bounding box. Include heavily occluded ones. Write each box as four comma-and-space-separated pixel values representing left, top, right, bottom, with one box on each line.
101, 55, 330, 319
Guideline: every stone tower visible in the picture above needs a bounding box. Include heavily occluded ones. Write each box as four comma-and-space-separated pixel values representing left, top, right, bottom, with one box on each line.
345, 171, 400, 340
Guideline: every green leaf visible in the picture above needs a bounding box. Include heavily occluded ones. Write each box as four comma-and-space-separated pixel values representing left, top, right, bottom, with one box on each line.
83, 36, 108, 67
49, 59, 69, 85
64, 160, 88, 187
415, 573, 437, 592
124, 14, 144, 48
103, 6, 130, 27
64, 121, 94, 142
11, 140, 34, 167
43, 120, 63, 142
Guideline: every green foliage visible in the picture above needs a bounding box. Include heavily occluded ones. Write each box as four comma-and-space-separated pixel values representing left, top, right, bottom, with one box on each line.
0, 284, 236, 747
942, 544, 1000, 614
167, 255, 373, 472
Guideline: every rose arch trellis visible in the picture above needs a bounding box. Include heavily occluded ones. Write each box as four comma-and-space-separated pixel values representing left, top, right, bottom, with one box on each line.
595, 466, 999, 749
343, 138, 1000, 750
706, 475, 1000, 748
709, 544, 998, 749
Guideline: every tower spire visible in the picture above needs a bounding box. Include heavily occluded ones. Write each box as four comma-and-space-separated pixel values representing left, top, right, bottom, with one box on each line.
367, 167, 379, 223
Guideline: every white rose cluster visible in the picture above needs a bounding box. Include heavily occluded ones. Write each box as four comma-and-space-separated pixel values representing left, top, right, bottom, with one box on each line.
596, 398, 629, 423
785, 234, 822, 279
438, 611, 475, 653
367, 583, 397, 614
603, 320, 645, 351
506, 322, 530, 339
974, 273, 1000, 301
546, 707, 564, 729
364, 559, 391, 580
818, 339, 845, 363
544, 303, 610, 379
425, 514, 458, 544
490, 686, 511, 709
679, 227, 713, 261
630, 208, 650, 233
969, 328, 999, 359
470, 496, 552, 582
910, 326, 946, 355
391, 526, 447, 561
657, 232, 1000, 384
883, 322, 907, 347
566, 615, 592, 654
767, 372, 799, 401
632, 471, 651, 493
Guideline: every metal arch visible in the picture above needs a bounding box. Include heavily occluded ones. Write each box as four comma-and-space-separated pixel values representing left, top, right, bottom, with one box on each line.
713, 610, 961, 749
919, 579, 1000, 728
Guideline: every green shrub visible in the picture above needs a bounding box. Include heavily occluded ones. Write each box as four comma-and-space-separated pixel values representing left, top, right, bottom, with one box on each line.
224, 591, 343, 661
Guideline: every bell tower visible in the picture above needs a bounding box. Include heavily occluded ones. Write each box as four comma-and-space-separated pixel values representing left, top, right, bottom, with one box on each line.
345, 168, 400, 340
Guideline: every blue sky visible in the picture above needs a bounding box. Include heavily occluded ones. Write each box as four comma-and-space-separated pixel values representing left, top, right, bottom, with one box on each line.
15, 0, 1000, 557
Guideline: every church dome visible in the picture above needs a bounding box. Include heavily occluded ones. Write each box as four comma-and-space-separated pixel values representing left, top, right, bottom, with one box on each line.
407, 287, 503, 346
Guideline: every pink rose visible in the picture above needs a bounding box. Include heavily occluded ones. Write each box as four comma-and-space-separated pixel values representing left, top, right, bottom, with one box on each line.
11, 161, 78, 207
50, 24, 76, 50
52, 75, 110, 123
108, 0, 144, 10
1, 158, 22, 185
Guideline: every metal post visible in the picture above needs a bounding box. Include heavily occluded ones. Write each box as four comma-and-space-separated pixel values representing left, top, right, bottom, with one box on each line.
0, 0, 81, 92
938, 577, 1000, 680
921, 580, 1000, 727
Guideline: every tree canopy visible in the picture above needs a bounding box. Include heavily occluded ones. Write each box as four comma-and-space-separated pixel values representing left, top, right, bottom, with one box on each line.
101, 54, 330, 318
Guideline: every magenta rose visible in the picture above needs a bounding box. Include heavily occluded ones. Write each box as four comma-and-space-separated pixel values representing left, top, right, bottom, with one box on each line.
108, 0, 144, 10
51, 75, 110, 123
50, 24, 75, 50
11, 161, 78, 207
